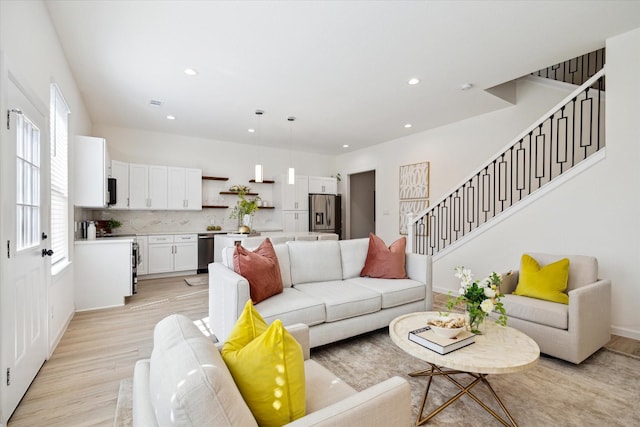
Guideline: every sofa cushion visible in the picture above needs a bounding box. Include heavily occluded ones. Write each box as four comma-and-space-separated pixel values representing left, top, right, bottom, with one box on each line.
233, 238, 283, 304
527, 252, 598, 292
304, 359, 356, 413
360, 233, 407, 279
294, 281, 381, 322
339, 238, 369, 279
222, 303, 306, 426
149, 314, 257, 427
501, 294, 569, 329
287, 241, 343, 284
223, 243, 293, 288
347, 277, 426, 309
514, 254, 569, 304
257, 288, 327, 327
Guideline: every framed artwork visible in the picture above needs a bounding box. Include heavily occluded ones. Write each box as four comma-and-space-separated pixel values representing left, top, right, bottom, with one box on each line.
399, 162, 429, 200
399, 199, 429, 235
399, 161, 430, 235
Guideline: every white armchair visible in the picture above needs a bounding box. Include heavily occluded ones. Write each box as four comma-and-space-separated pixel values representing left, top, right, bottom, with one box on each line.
132, 315, 412, 426
498, 252, 611, 364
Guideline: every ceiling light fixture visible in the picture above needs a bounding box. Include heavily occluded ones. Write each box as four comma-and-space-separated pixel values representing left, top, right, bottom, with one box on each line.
404, 123, 412, 128
343, 144, 349, 148
461, 83, 473, 90
248, 128, 255, 133
287, 116, 296, 185
166, 115, 175, 120
408, 78, 420, 85
254, 110, 264, 183
184, 68, 199, 76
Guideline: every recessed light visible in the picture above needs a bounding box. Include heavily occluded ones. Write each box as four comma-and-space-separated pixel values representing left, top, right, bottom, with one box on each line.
248, 128, 255, 133
343, 144, 349, 148
166, 115, 176, 120
184, 68, 199, 76
408, 78, 420, 85
461, 83, 473, 90
404, 123, 412, 128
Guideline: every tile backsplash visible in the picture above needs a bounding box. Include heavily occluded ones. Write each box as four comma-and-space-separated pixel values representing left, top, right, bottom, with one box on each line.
85, 208, 280, 234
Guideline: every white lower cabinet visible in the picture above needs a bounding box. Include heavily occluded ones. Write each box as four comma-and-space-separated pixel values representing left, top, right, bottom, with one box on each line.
147, 234, 197, 274
283, 211, 309, 232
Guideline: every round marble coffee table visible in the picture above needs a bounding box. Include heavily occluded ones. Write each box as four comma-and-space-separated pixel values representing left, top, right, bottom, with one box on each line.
390, 312, 539, 426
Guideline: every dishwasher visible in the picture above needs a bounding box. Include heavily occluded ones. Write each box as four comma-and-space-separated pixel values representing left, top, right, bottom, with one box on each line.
197, 233, 215, 274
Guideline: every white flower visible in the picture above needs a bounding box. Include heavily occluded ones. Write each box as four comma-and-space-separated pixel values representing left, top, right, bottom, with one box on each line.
484, 287, 496, 298
458, 287, 466, 296
480, 299, 494, 313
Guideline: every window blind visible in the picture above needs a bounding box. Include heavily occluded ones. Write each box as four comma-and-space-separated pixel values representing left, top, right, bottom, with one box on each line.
50, 85, 70, 267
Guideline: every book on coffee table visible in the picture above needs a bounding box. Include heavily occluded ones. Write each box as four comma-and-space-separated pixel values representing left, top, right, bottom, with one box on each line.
408, 326, 475, 354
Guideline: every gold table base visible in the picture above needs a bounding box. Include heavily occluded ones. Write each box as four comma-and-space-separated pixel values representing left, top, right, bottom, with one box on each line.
410, 363, 519, 427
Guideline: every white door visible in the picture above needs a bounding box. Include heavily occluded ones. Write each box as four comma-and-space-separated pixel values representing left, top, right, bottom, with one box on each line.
1, 76, 49, 423
167, 167, 186, 210
184, 168, 202, 210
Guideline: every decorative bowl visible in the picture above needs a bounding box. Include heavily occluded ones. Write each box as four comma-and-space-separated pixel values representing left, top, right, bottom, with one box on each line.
430, 324, 466, 339
428, 314, 467, 338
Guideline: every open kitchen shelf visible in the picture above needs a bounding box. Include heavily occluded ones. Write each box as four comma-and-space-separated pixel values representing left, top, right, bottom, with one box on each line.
220, 191, 259, 196
202, 176, 229, 181
249, 179, 275, 183
202, 205, 229, 209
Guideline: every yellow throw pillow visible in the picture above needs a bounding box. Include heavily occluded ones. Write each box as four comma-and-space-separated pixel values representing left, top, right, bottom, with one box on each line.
514, 254, 570, 304
222, 302, 306, 426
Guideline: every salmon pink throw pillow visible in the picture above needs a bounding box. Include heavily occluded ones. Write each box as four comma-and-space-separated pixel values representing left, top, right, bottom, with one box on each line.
233, 238, 284, 304
360, 233, 408, 279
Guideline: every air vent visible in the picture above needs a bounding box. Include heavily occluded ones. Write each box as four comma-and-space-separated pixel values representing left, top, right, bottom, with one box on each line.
149, 100, 163, 107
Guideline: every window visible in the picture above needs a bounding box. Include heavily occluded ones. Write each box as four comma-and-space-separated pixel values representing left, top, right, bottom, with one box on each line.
50, 84, 70, 268
16, 114, 41, 251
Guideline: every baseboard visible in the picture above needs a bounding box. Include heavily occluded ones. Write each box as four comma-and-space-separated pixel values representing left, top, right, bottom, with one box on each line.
611, 326, 640, 341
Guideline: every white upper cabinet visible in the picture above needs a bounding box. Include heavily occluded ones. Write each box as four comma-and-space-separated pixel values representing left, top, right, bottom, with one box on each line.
110, 160, 129, 209
75, 136, 110, 207
129, 163, 168, 210
280, 175, 309, 210
308, 176, 337, 195
168, 167, 202, 210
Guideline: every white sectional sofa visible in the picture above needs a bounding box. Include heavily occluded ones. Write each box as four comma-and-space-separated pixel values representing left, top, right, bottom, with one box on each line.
209, 238, 432, 347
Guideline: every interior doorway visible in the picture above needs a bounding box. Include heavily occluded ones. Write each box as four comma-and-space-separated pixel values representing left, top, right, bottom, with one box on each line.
349, 170, 375, 239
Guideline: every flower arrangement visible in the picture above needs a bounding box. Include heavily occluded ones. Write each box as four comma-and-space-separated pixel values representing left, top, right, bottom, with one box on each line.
229, 189, 261, 229
446, 266, 508, 334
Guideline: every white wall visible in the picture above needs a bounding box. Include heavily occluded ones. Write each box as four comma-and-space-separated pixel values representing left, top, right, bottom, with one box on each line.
337, 28, 640, 339
0, 0, 93, 352
90, 125, 336, 232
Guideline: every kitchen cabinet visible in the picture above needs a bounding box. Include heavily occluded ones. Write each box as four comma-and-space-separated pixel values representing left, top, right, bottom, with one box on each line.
75, 135, 110, 207
279, 175, 309, 210
168, 167, 202, 210
136, 235, 148, 275
129, 163, 168, 210
276, 174, 309, 232
74, 239, 132, 310
110, 160, 129, 209
147, 234, 197, 274
309, 176, 337, 195
283, 211, 309, 232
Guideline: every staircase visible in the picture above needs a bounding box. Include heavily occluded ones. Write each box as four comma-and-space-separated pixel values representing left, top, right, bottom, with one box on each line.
408, 56, 606, 257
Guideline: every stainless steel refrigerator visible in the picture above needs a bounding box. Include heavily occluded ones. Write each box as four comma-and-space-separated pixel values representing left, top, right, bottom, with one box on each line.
309, 194, 341, 236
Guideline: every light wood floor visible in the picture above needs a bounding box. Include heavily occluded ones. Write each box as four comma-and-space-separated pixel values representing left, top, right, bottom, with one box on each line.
7, 276, 640, 426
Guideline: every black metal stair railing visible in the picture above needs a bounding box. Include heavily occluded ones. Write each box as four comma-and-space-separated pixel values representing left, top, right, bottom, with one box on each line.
531, 48, 605, 90
409, 69, 605, 256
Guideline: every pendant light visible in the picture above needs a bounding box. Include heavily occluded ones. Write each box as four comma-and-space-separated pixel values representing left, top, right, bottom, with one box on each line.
254, 110, 264, 183
287, 116, 296, 185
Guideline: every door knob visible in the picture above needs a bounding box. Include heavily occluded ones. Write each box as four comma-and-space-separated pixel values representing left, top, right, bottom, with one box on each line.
42, 249, 54, 257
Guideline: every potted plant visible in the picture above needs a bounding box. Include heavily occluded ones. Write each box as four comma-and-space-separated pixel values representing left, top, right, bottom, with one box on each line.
229, 189, 261, 233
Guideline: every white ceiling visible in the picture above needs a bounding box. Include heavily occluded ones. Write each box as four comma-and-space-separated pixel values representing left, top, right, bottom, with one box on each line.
45, 0, 640, 155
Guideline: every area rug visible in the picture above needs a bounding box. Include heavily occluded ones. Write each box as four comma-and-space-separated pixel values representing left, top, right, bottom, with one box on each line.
115, 329, 640, 426
184, 274, 208, 286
